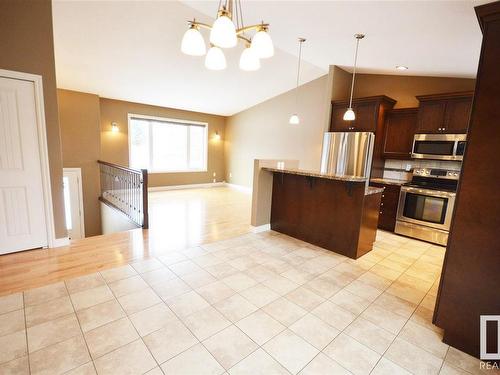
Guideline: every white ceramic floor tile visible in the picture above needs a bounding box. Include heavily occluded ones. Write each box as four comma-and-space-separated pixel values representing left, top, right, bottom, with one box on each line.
229, 348, 289, 375
143, 318, 198, 363
299, 352, 352, 375
289, 313, 340, 350
161, 343, 225, 375
0, 293, 23, 315
129, 303, 176, 336
323, 333, 380, 375
65, 273, 105, 294
262, 298, 307, 327
285, 287, 325, 312
235, 310, 286, 345
311, 301, 356, 331
24, 282, 67, 307
196, 281, 236, 304
203, 325, 258, 370
167, 290, 210, 317
70, 285, 115, 311
384, 337, 443, 375
344, 317, 395, 355
213, 294, 259, 323
263, 329, 319, 374
25, 295, 74, 327
27, 313, 81, 353
0, 309, 24, 336
182, 306, 231, 341
93, 339, 156, 375
240, 284, 280, 308
100, 265, 137, 283
117, 287, 161, 315
0, 330, 27, 364
76, 299, 126, 333
84, 317, 139, 359
107, 275, 148, 298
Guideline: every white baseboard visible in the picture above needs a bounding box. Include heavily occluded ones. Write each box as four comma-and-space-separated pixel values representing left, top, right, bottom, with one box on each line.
50, 237, 70, 248
251, 224, 270, 233
225, 183, 252, 194
149, 182, 225, 192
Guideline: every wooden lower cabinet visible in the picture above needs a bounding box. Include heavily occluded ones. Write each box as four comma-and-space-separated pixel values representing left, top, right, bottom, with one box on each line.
369, 182, 401, 232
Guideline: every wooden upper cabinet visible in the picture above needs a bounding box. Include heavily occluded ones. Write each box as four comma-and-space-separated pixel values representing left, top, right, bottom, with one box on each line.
444, 97, 473, 133
416, 92, 473, 134
330, 96, 396, 133
383, 108, 418, 159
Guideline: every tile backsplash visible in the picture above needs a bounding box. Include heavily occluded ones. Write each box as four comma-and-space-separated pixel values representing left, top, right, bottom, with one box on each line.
382, 159, 462, 181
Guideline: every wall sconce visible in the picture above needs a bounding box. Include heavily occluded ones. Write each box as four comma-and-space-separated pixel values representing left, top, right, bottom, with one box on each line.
111, 122, 119, 133
213, 131, 221, 141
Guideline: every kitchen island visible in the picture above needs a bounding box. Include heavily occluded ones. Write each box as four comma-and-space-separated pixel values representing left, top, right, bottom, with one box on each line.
252, 161, 383, 259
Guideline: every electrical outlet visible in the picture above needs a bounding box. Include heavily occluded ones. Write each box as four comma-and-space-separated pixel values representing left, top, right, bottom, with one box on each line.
405, 164, 412, 171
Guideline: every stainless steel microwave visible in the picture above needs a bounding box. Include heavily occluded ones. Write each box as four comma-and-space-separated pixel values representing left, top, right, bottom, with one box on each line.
411, 134, 466, 161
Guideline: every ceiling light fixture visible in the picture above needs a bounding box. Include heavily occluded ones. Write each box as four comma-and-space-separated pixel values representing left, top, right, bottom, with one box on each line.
289, 38, 306, 125
344, 34, 365, 121
181, 0, 273, 71
396, 65, 408, 71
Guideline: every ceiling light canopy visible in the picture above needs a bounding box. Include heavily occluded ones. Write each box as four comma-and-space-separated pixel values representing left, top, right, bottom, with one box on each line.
181, 0, 273, 71
396, 65, 408, 71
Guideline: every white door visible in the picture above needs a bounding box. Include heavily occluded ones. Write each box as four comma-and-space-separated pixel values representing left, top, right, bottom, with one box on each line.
0, 77, 48, 254
63, 168, 85, 240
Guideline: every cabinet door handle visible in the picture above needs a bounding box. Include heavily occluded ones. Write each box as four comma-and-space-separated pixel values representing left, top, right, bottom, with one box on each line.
379, 211, 383, 214
380, 203, 384, 206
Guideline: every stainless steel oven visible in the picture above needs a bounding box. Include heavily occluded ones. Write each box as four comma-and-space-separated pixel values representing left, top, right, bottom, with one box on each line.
412, 134, 466, 161
395, 168, 459, 246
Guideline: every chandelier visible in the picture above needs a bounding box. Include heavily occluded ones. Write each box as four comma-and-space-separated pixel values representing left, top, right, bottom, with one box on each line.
181, 0, 274, 71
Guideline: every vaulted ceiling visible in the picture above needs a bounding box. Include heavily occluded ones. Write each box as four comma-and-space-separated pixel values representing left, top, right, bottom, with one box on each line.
52, 1, 484, 116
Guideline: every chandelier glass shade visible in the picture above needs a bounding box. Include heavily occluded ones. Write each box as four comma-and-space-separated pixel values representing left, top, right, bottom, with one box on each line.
205, 46, 227, 70
181, 26, 206, 56
181, 0, 273, 71
239, 46, 260, 71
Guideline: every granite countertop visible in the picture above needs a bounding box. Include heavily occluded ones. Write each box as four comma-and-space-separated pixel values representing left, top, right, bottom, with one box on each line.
263, 167, 367, 182
370, 177, 409, 186
365, 186, 385, 196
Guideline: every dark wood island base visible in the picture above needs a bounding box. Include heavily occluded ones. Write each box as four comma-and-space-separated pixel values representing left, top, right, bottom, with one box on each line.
269, 170, 383, 259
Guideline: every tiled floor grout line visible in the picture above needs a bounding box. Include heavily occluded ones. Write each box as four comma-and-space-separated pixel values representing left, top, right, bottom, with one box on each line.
62, 281, 100, 375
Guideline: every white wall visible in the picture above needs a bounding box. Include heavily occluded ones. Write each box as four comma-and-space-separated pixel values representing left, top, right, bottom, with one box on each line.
224, 74, 330, 188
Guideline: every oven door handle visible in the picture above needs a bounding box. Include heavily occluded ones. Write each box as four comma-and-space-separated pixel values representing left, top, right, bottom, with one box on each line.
400, 186, 456, 198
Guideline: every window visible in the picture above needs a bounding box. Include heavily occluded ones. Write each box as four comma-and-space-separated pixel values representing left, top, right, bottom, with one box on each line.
128, 114, 208, 173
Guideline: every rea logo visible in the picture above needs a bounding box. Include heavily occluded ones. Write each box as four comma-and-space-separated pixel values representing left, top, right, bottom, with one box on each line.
480, 315, 500, 361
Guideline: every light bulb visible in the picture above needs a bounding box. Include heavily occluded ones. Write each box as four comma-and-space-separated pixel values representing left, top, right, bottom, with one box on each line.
111, 122, 119, 132
210, 15, 237, 48
239, 47, 260, 71
205, 46, 226, 70
181, 26, 206, 56
289, 114, 300, 125
343, 108, 355, 121
251, 29, 274, 58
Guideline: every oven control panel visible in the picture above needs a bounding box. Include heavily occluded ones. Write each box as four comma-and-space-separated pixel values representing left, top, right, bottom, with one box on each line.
413, 168, 460, 180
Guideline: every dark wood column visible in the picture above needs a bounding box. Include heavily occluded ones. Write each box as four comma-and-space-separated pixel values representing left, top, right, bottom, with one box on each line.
433, 1, 500, 363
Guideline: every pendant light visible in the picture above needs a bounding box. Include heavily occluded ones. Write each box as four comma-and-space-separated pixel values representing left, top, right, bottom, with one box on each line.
205, 45, 227, 70
239, 45, 260, 71
289, 38, 306, 125
343, 34, 365, 121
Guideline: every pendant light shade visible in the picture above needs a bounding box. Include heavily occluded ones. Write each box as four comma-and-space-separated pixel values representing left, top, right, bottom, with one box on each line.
251, 29, 274, 58
205, 46, 227, 70
289, 114, 300, 125
239, 46, 260, 71
181, 26, 206, 56
210, 13, 237, 48
344, 34, 364, 121
343, 108, 355, 121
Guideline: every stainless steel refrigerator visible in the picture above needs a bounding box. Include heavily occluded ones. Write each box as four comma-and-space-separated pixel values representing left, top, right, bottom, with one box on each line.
320, 132, 375, 180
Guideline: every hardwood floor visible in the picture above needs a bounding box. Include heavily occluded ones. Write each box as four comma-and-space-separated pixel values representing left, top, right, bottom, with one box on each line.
0, 186, 252, 296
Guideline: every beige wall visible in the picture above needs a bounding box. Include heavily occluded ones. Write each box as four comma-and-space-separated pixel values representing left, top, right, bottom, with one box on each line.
0, 0, 66, 238
352, 72, 475, 108
58, 89, 102, 237
225, 75, 329, 188
99, 98, 226, 187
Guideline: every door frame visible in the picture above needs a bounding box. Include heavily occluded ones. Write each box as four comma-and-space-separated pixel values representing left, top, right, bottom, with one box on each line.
63, 168, 85, 239
0, 69, 63, 248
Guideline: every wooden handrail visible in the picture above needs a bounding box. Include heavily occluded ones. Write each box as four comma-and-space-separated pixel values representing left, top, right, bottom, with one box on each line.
97, 160, 142, 174
98, 160, 149, 229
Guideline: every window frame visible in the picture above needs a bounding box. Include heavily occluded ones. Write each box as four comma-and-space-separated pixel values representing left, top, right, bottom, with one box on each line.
127, 113, 208, 174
